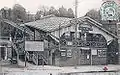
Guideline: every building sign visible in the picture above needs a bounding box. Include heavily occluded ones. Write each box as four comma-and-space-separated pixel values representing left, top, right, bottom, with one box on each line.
78, 27, 92, 32
91, 49, 97, 55
78, 22, 93, 33
60, 49, 66, 56
61, 52, 66, 56
67, 49, 72, 57
25, 41, 44, 51
67, 41, 72, 45
72, 40, 106, 48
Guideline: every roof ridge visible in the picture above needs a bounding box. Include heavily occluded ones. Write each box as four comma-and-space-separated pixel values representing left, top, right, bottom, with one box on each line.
39, 14, 56, 20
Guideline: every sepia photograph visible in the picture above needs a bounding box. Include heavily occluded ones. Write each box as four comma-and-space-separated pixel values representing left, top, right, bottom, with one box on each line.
0, 0, 120, 75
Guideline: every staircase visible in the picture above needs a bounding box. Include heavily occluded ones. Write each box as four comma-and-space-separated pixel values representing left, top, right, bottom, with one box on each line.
32, 53, 38, 65
26, 52, 48, 65
12, 42, 39, 65
11, 36, 48, 65
38, 54, 48, 65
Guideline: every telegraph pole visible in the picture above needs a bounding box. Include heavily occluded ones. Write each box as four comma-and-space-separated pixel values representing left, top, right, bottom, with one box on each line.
74, 0, 78, 69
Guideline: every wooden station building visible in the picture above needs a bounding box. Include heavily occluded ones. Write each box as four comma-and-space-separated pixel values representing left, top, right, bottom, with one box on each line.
0, 1, 120, 66
22, 15, 118, 66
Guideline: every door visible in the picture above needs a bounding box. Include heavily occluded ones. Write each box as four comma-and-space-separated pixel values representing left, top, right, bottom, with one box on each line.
0, 47, 6, 60
80, 49, 91, 65
52, 53, 55, 65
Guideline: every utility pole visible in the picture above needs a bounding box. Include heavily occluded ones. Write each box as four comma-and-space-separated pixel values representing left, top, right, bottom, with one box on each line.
74, 0, 78, 69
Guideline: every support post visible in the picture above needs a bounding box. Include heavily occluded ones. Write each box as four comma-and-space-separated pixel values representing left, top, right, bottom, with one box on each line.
91, 49, 92, 65
23, 25, 27, 67
74, 0, 78, 69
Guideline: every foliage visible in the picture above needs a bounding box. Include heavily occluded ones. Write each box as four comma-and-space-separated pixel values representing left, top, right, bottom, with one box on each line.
0, 7, 12, 20
12, 4, 27, 23
35, 10, 43, 20
48, 6, 59, 16
35, 6, 74, 20
58, 6, 68, 17
67, 8, 74, 18
85, 9, 101, 22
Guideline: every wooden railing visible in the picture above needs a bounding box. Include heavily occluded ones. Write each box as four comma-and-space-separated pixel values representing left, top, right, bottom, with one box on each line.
32, 54, 38, 65
39, 54, 48, 64
26, 52, 33, 61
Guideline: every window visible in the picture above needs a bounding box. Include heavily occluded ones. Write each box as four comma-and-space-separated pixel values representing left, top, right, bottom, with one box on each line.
67, 41, 72, 45
61, 52, 66, 56
98, 50, 106, 57
60, 49, 66, 57
81, 49, 90, 55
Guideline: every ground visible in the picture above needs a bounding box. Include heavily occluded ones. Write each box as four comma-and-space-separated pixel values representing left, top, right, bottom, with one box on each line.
0, 61, 120, 75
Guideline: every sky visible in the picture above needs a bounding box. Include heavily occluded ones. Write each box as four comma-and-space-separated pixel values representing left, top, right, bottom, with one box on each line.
0, 0, 103, 17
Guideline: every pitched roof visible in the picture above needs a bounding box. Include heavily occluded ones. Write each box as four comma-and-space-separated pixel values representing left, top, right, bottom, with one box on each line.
24, 15, 118, 39
24, 15, 72, 32
83, 16, 118, 38
1, 19, 34, 36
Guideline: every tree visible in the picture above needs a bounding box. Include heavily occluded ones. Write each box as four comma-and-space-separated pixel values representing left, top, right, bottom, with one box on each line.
35, 6, 74, 18
12, 4, 27, 23
85, 9, 101, 21
48, 6, 55, 15
67, 8, 74, 18
35, 10, 43, 20
48, 6, 59, 16
58, 6, 68, 17
0, 7, 12, 20
38, 5, 49, 16
26, 11, 35, 22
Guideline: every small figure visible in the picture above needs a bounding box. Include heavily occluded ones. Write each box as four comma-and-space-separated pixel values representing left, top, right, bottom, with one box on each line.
103, 65, 108, 71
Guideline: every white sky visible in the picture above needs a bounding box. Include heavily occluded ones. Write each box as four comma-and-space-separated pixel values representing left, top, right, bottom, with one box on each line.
0, 0, 103, 17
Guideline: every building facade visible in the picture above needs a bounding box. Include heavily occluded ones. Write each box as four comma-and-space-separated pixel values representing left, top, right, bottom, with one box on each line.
23, 15, 118, 66
0, 0, 120, 66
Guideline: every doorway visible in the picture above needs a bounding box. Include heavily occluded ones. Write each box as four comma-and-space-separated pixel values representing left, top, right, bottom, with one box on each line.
0, 46, 7, 60
52, 53, 55, 65
80, 49, 91, 65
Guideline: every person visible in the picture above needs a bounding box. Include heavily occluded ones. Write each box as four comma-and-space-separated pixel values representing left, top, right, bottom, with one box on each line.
103, 65, 108, 71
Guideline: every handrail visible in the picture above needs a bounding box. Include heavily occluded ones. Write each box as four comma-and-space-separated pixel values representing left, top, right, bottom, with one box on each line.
12, 43, 19, 54
26, 52, 33, 61
32, 54, 38, 65
39, 54, 48, 64
26, 51, 29, 60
